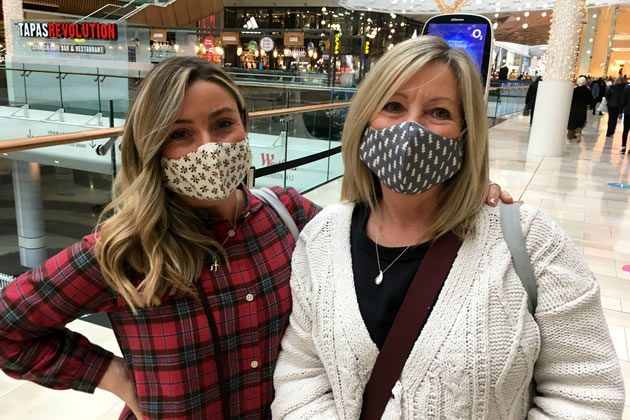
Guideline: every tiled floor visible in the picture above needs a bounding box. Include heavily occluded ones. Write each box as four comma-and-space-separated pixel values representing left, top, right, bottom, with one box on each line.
1, 112, 629, 418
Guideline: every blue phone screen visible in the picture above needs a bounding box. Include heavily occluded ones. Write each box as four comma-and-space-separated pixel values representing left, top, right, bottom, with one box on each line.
427, 23, 487, 75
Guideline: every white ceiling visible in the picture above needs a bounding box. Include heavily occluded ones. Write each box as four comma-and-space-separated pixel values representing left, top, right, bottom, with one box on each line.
337, 0, 626, 14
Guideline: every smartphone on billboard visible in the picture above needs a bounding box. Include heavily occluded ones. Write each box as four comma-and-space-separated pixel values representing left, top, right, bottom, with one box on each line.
422, 14, 493, 99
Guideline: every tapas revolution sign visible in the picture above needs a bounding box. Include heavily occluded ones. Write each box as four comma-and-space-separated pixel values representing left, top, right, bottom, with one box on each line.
18, 22, 118, 41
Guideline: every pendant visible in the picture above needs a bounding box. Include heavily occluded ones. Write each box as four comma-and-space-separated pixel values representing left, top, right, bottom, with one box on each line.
210, 257, 220, 272
375, 271, 384, 285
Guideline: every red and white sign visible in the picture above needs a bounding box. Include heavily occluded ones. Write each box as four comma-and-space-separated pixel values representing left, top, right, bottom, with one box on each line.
260, 36, 274, 52
203, 36, 214, 49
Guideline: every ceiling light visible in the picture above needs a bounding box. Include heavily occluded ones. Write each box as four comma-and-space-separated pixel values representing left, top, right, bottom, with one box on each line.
542, 12, 547, 17
524, 11, 530, 17
522, 23, 528, 29
517, 16, 521, 21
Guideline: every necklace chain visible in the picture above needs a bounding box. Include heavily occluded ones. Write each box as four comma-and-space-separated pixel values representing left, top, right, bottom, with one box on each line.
374, 212, 412, 286
220, 191, 240, 247
212, 191, 240, 271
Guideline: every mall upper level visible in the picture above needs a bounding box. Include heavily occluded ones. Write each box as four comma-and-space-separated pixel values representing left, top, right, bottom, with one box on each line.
1, 1, 629, 88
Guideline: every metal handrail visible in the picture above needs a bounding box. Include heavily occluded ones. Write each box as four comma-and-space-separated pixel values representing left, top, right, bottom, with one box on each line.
0, 101, 352, 154
2, 67, 140, 79
2, 66, 526, 91
1, 66, 339, 83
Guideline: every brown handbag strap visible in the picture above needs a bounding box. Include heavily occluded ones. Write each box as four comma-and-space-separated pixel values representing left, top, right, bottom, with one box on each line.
360, 231, 462, 420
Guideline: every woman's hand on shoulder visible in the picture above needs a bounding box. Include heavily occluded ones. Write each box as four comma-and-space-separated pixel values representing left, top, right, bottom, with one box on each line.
486, 181, 521, 207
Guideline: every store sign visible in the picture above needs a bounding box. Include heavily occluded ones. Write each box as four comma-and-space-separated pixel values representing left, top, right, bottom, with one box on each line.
334, 32, 340, 55
18, 22, 118, 41
260, 36, 274, 52
31, 43, 106, 54
365, 40, 370, 55
247, 40, 258, 53
221, 32, 240, 45
203, 35, 214, 49
150, 30, 167, 42
284, 32, 304, 46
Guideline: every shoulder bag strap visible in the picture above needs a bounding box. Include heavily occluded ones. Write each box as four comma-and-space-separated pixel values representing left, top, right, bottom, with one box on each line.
251, 188, 300, 241
500, 203, 537, 315
360, 232, 462, 420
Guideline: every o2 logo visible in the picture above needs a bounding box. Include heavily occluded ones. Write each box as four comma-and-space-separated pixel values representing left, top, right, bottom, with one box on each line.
471, 28, 483, 40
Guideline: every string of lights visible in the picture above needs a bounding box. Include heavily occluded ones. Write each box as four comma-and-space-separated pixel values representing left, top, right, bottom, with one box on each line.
2, 0, 23, 57
544, 0, 586, 81
433, 0, 470, 14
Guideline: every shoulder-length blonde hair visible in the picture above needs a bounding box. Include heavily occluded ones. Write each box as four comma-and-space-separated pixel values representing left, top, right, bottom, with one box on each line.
95, 57, 248, 310
341, 36, 489, 240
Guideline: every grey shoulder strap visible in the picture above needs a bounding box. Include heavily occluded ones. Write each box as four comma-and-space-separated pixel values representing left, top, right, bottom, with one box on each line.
500, 203, 537, 315
251, 188, 300, 241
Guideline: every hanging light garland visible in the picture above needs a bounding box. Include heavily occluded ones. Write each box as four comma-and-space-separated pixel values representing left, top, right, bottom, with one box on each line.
433, 0, 470, 13
3, 0, 23, 57
544, 0, 586, 81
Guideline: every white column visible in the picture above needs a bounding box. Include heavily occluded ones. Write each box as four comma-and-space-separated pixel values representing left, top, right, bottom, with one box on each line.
528, 0, 586, 157
12, 161, 47, 268
2, 0, 23, 57
577, 9, 598, 76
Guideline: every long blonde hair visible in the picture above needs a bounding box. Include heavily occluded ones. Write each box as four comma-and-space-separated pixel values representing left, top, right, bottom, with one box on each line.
341, 36, 489, 239
95, 57, 248, 310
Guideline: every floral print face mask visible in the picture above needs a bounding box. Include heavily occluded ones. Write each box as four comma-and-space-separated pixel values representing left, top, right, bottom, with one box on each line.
161, 138, 252, 201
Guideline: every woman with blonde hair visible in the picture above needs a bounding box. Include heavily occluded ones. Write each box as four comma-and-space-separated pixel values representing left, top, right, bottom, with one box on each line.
272, 36, 624, 419
0, 56, 509, 419
0, 57, 321, 419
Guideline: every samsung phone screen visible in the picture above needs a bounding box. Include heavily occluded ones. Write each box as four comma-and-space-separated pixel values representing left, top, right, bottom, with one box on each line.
427, 23, 488, 77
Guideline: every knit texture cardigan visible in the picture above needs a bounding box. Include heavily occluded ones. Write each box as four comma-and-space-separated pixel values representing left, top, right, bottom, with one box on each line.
271, 203, 625, 419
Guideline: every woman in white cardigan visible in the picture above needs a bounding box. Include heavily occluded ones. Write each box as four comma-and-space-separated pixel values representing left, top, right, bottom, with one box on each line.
271, 36, 625, 419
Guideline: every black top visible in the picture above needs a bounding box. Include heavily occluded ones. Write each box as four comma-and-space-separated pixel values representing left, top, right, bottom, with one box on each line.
351, 203, 432, 350
605, 83, 625, 108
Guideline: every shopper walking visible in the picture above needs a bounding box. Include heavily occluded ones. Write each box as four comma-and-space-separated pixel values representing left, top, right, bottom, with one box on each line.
525, 76, 541, 125
605, 76, 626, 137
567, 76, 593, 143
592, 78, 602, 115
619, 80, 630, 154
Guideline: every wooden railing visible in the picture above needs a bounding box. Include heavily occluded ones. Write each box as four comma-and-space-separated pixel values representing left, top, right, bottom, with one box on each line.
0, 102, 351, 154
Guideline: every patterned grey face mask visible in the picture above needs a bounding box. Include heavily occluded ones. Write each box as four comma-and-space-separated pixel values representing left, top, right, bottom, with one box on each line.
359, 120, 465, 194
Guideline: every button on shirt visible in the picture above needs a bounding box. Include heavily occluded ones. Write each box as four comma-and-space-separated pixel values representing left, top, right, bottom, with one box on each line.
0, 186, 320, 420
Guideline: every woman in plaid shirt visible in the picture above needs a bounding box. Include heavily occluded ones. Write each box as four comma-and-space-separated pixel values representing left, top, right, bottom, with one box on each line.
0, 57, 507, 419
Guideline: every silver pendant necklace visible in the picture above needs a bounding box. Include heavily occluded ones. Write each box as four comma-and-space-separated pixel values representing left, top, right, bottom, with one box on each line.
374, 215, 412, 285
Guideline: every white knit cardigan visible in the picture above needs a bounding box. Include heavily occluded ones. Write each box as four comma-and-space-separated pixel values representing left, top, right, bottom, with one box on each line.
271, 203, 625, 420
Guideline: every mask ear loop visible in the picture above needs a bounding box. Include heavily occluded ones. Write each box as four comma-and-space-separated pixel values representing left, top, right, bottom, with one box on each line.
460, 119, 468, 138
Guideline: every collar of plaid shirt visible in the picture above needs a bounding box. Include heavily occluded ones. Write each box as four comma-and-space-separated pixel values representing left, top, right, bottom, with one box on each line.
0, 186, 319, 420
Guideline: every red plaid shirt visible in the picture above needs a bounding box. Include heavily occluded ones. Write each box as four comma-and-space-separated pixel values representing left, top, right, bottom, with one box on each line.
0, 187, 319, 419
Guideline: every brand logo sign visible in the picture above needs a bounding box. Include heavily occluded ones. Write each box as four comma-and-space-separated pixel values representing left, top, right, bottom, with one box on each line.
203, 36, 214, 49
18, 22, 118, 40
260, 36, 274, 52
243, 17, 258, 29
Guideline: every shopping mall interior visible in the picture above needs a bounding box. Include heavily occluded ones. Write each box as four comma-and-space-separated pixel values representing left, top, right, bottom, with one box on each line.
1, 0, 630, 418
